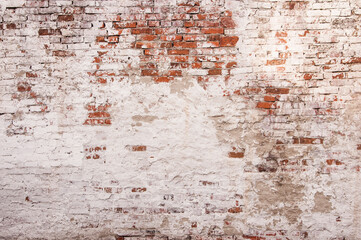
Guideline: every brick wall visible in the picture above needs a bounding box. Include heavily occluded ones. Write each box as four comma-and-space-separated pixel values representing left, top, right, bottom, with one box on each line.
1, 0, 361, 239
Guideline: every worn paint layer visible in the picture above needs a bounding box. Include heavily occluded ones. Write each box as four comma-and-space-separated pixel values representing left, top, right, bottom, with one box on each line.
1, 0, 361, 239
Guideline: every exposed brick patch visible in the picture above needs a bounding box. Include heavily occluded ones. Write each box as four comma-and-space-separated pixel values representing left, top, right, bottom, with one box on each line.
131, 145, 147, 151
84, 146, 106, 162
6, 23, 16, 29
84, 103, 112, 126
257, 102, 275, 109
93, 2, 239, 85
17, 82, 32, 92
131, 187, 147, 192
228, 152, 244, 158
228, 206, 242, 213
265, 88, 290, 94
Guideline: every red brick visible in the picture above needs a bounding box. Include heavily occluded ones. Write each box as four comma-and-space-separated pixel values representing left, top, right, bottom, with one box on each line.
183, 35, 207, 41
228, 152, 244, 158
132, 145, 147, 151
192, 62, 202, 69
264, 96, 276, 102
168, 49, 189, 55
304, 73, 313, 80
342, 57, 361, 64
171, 56, 189, 62
148, 21, 160, 27
178, 2, 200, 6
88, 112, 111, 118
293, 137, 324, 144
265, 88, 290, 94
179, 6, 200, 14
26, 72, 38, 78
275, 31, 288, 37
131, 187, 147, 192
266, 59, 286, 65
326, 159, 343, 166
160, 35, 183, 41
107, 36, 119, 43
139, 35, 158, 41
243, 235, 264, 240
160, 42, 172, 48
167, 70, 182, 76
6, 23, 16, 29
84, 119, 111, 125
57, 15, 74, 21
52, 50, 75, 57
96, 36, 106, 42
154, 76, 174, 83
144, 49, 166, 55
257, 102, 274, 109
201, 28, 224, 34
174, 42, 197, 48
220, 36, 239, 47
17, 84, 31, 92
195, 14, 207, 20
155, 28, 177, 35
214, 62, 224, 68
141, 69, 159, 76
333, 73, 345, 79
171, 63, 190, 68
113, 22, 137, 28
184, 21, 195, 27
38, 29, 61, 35
208, 69, 222, 75
172, 14, 188, 20
226, 62, 237, 68
228, 207, 242, 213
220, 17, 236, 28
145, 13, 163, 20
131, 28, 153, 34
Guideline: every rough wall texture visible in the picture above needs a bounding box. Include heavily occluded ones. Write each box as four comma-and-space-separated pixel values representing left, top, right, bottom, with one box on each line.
1, 0, 361, 239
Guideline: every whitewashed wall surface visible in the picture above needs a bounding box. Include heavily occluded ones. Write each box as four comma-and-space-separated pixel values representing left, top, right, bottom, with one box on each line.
1, 0, 361, 239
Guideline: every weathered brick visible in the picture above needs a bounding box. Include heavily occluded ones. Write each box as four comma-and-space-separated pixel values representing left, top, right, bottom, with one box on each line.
38, 29, 61, 35
228, 152, 244, 158
57, 15, 74, 21
220, 36, 239, 47
141, 69, 159, 76
173, 42, 197, 48
131, 145, 147, 151
220, 17, 236, 28
257, 102, 275, 109
201, 28, 224, 34
131, 28, 153, 34
293, 137, 324, 144
265, 88, 290, 94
